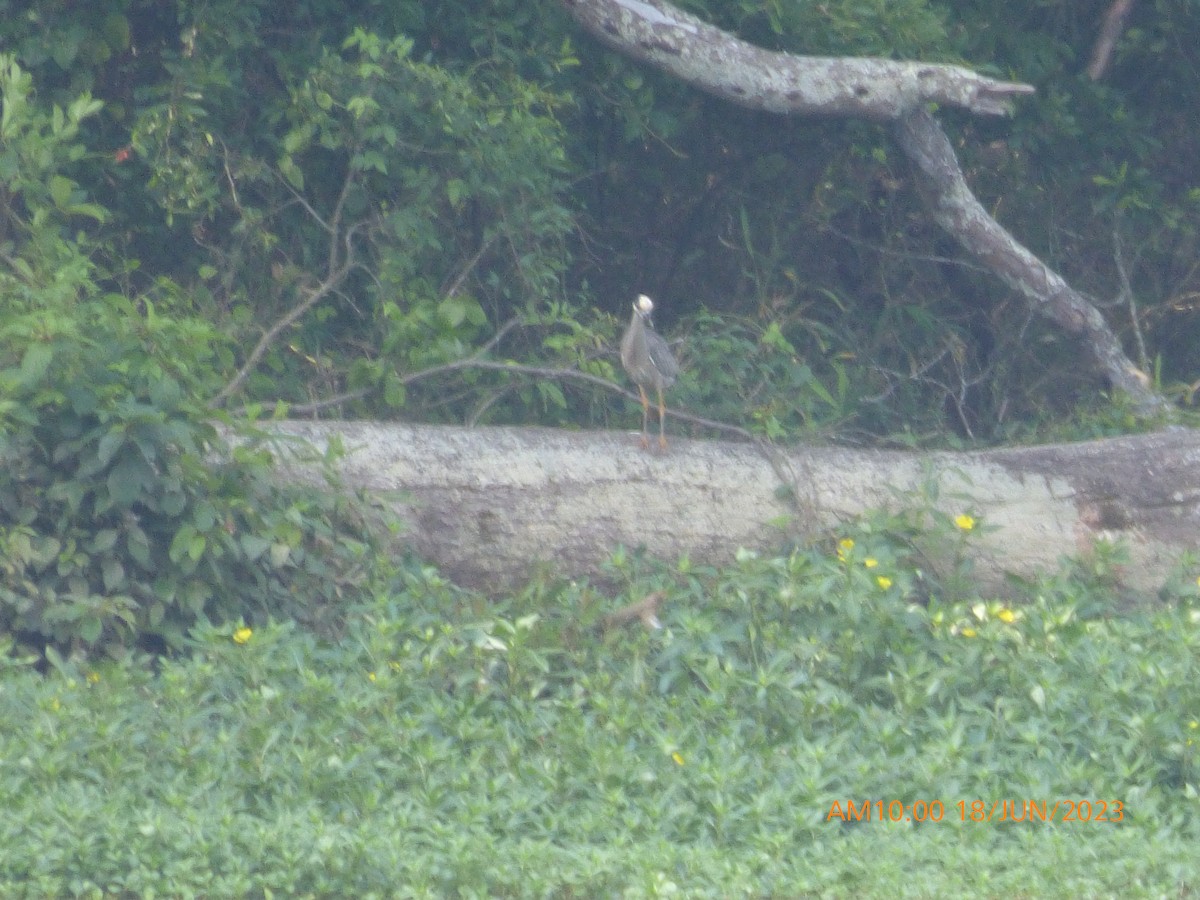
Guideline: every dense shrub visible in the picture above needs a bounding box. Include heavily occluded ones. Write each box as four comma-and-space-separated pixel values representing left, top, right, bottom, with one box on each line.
1, 535, 1198, 895
0, 56, 376, 655
0, 299, 375, 652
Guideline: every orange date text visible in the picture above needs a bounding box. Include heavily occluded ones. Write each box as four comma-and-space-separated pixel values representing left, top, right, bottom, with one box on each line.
826, 798, 1124, 824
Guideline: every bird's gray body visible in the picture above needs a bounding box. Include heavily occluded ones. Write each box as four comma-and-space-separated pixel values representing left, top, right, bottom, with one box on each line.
620, 294, 679, 449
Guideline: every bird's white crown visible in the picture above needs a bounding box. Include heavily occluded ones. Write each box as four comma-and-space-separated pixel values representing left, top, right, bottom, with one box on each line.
635, 294, 654, 314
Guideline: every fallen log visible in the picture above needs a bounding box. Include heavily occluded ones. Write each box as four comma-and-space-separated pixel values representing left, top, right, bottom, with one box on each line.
259, 420, 1200, 598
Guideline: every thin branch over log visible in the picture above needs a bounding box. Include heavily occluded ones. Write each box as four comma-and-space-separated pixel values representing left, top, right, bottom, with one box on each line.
210, 167, 364, 409
560, 0, 1034, 119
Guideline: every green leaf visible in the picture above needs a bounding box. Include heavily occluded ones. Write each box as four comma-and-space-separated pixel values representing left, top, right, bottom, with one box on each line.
79, 615, 103, 644
32, 536, 62, 568
101, 556, 126, 592
96, 427, 126, 467
279, 156, 304, 190
537, 380, 566, 409
188, 533, 207, 562
17, 342, 53, 388
239, 533, 271, 561
89, 528, 119, 553
353, 149, 387, 174
61, 202, 108, 223
439, 296, 469, 328
169, 524, 197, 565
107, 455, 149, 506
1030, 683, 1046, 712
160, 490, 187, 517
125, 526, 151, 568
383, 375, 406, 408
49, 174, 74, 208
42, 645, 68, 675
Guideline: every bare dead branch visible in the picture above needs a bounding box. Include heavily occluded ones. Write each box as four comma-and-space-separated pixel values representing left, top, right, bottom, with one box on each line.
276, 173, 333, 234
892, 110, 1168, 414
563, 0, 1169, 415
272, 389, 372, 418
1087, 0, 1137, 81
1112, 224, 1150, 372
257, 420, 1200, 598
560, 0, 1034, 120
216, 137, 242, 212
210, 155, 370, 409
209, 229, 362, 408
441, 236, 497, 299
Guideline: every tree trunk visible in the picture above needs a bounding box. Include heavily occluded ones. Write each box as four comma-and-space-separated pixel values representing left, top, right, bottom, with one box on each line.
560, 0, 1169, 415
262, 420, 1200, 599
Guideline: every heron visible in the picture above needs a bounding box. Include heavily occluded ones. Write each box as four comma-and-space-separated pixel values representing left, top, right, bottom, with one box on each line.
620, 293, 679, 450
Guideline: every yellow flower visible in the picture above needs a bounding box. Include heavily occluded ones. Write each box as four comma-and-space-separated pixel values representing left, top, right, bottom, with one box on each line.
961, 627, 977, 638
672, 752, 685, 766
368, 671, 377, 683
954, 514, 976, 531
86, 671, 100, 684
997, 608, 1016, 623
876, 575, 893, 590
232, 627, 253, 645
837, 538, 854, 562
863, 558, 879, 569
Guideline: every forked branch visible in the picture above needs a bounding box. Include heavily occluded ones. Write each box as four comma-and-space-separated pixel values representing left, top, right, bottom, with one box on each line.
562, 0, 1170, 415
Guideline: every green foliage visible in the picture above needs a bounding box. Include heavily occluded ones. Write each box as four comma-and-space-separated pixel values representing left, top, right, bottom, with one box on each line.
720, 0, 953, 59
6, 3, 1200, 890
673, 309, 851, 439
2, 530, 1200, 894
0, 57, 377, 654
0, 307, 374, 652
123, 20, 582, 421
8, 0, 1200, 439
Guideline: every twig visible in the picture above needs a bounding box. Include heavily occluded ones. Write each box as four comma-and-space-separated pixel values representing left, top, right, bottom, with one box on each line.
1112, 224, 1149, 372
210, 167, 364, 408
826, 225, 994, 276
236, 314, 819, 527
209, 252, 359, 408
602, 591, 666, 631
217, 137, 242, 212
1087, 0, 1137, 81
270, 389, 372, 418
441, 237, 496, 299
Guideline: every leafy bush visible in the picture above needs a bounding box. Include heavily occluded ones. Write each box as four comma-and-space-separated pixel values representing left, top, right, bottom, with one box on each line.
0, 56, 377, 655
0, 299, 374, 652
130, 25, 580, 420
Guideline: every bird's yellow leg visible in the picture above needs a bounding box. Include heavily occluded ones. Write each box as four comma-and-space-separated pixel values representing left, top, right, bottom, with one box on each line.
638, 386, 651, 448
657, 388, 668, 451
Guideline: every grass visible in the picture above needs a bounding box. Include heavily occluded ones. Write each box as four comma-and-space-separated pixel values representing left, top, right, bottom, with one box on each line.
2, 525, 1200, 897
